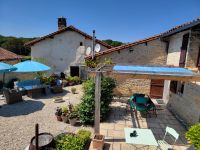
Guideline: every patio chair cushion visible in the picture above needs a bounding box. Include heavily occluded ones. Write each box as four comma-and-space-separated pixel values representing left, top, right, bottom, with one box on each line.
15, 79, 42, 91
136, 103, 147, 112
136, 97, 148, 104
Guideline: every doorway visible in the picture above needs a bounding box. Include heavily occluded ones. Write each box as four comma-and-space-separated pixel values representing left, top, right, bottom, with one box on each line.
150, 79, 164, 98
70, 66, 79, 77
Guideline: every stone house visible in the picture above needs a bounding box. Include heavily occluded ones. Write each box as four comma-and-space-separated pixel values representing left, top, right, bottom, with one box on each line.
86, 18, 200, 126
0, 47, 22, 87
25, 17, 112, 78
0, 47, 22, 64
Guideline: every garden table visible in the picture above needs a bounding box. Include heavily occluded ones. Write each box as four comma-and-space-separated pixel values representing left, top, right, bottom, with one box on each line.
124, 128, 158, 149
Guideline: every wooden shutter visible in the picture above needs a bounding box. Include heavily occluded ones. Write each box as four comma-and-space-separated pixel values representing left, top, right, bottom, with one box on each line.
179, 34, 189, 67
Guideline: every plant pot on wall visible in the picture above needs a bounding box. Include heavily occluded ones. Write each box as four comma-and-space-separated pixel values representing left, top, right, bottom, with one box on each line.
92, 134, 105, 150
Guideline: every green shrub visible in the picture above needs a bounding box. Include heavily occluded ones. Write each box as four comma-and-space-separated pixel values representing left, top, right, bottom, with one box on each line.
66, 76, 81, 84
185, 123, 200, 149
71, 87, 76, 94
79, 76, 116, 124
55, 134, 84, 150
77, 129, 91, 143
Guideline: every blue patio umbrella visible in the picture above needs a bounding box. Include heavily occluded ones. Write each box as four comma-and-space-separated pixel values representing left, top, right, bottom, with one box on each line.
14, 60, 50, 72
0, 62, 17, 87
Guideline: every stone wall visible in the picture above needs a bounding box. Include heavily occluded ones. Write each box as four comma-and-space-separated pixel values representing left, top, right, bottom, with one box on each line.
97, 39, 167, 66
0, 72, 35, 83
167, 82, 200, 126
89, 71, 151, 96
166, 30, 200, 125
95, 39, 167, 96
186, 32, 200, 68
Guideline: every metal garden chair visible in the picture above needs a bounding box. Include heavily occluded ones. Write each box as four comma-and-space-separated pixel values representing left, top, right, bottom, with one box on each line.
157, 126, 179, 150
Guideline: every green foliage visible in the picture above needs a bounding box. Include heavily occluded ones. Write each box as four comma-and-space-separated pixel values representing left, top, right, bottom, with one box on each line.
0, 35, 35, 55
71, 87, 76, 94
79, 77, 116, 124
62, 106, 68, 114
104, 58, 113, 64
77, 129, 91, 144
185, 123, 200, 149
55, 134, 84, 150
36, 73, 55, 85
85, 59, 99, 68
66, 76, 81, 84
102, 39, 124, 47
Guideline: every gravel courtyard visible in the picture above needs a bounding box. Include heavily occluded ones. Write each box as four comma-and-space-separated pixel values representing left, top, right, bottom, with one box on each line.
0, 85, 93, 150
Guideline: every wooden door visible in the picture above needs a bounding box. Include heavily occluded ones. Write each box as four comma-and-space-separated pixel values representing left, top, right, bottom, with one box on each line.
179, 33, 189, 67
150, 79, 164, 98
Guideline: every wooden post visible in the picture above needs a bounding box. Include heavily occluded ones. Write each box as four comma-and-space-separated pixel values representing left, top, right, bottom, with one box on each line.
94, 71, 101, 134
35, 124, 39, 150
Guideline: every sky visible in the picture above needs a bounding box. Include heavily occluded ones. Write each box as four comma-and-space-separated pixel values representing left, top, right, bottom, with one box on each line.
0, 0, 200, 42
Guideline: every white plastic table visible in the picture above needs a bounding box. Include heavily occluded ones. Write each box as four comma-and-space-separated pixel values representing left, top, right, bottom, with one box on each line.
124, 128, 158, 148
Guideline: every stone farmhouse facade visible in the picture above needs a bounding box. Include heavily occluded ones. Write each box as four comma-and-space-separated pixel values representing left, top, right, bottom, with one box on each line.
86, 18, 200, 126
25, 17, 112, 78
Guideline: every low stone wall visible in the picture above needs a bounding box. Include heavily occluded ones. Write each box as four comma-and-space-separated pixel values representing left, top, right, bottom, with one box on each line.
0, 72, 35, 84
167, 82, 200, 126
89, 71, 151, 96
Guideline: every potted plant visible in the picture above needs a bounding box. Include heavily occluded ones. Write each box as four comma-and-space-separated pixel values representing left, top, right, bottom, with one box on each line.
68, 103, 79, 126
55, 107, 62, 121
71, 87, 76, 94
92, 134, 105, 150
69, 110, 78, 126
61, 106, 69, 123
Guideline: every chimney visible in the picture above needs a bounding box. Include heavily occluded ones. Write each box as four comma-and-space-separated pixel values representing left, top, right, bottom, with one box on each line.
58, 17, 67, 30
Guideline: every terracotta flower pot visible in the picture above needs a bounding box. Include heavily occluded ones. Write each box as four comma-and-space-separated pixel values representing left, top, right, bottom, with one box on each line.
56, 115, 62, 121
61, 115, 69, 123
69, 118, 77, 126
93, 134, 105, 150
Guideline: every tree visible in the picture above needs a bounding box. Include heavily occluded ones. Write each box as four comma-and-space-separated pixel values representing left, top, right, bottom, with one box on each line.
102, 39, 124, 47
0, 35, 35, 55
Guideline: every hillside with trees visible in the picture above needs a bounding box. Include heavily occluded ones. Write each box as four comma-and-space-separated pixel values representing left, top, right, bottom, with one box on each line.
102, 39, 124, 47
0, 35, 124, 56
0, 35, 35, 56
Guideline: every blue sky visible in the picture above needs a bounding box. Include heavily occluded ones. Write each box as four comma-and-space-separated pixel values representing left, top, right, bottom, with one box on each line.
0, 0, 199, 42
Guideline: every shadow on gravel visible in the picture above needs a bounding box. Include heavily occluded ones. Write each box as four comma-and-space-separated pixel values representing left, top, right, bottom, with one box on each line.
0, 100, 44, 117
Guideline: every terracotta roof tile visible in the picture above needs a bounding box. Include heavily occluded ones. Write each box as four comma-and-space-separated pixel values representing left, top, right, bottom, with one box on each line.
86, 17, 200, 58
25, 26, 112, 48
0, 47, 22, 61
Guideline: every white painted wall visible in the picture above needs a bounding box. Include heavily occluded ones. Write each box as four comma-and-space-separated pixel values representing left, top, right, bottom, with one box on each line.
31, 31, 107, 74
166, 30, 189, 66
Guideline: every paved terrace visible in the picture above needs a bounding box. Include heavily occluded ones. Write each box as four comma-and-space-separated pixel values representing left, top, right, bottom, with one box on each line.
99, 102, 189, 150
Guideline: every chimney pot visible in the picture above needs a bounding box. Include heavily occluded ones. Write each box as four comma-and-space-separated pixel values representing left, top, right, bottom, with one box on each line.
58, 17, 67, 30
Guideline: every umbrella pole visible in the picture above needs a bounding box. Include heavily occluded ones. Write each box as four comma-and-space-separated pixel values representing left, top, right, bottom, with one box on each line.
2, 72, 5, 87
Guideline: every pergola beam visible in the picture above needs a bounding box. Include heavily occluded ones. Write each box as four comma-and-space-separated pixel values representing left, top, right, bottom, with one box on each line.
113, 72, 200, 82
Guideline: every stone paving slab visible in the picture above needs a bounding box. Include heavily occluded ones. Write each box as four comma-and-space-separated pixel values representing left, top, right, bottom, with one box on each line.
99, 101, 190, 150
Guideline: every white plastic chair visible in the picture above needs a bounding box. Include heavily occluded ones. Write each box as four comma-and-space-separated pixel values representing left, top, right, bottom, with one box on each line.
157, 126, 179, 150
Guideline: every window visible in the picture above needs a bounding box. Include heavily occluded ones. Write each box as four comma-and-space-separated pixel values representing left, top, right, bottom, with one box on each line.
80, 42, 83, 46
